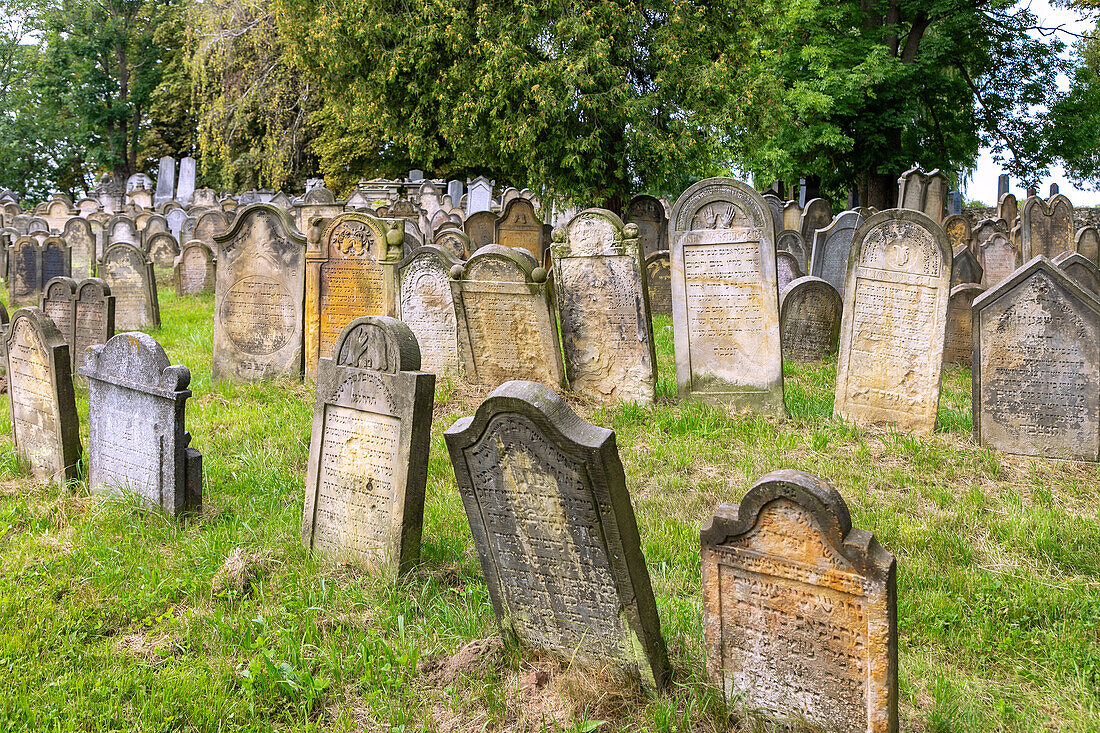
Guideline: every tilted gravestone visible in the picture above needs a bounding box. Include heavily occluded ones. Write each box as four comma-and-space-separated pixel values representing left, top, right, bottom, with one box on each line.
625, 194, 669, 257
834, 209, 951, 434
775, 250, 803, 291
942, 213, 971, 256
1076, 226, 1100, 267
444, 380, 671, 691
776, 229, 808, 272
174, 240, 216, 296
396, 245, 462, 374
552, 210, 656, 403
950, 245, 983, 287
702, 469, 897, 733
100, 243, 160, 331
644, 250, 671, 315
212, 203, 307, 382
301, 317, 434, 574
495, 198, 546, 262
1053, 251, 1100, 297
40, 277, 77, 369
450, 245, 566, 388
669, 178, 784, 414
809, 210, 863, 295
155, 156, 176, 207
79, 332, 201, 515
63, 217, 96, 280
763, 192, 784, 236
942, 283, 986, 367
799, 198, 833, 248
177, 157, 196, 206
779, 276, 842, 362
5, 307, 82, 484
74, 278, 115, 367
973, 257, 1100, 461
145, 231, 180, 270
463, 210, 496, 251
304, 212, 403, 380
897, 166, 947, 222
1021, 194, 1074, 260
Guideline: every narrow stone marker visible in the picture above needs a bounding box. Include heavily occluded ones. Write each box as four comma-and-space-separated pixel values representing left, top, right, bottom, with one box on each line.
301, 317, 434, 574
5, 307, 82, 484
79, 332, 202, 515
396, 245, 462, 375
644, 250, 672, 315
702, 469, 897, 733
444, 380, 671, 692
40, 277, 77, 367
74, 278, 116, 369
942, 283, 986, 367
100, 242, 160, 331
174, 240, 216, 296
779, 275, 842, 361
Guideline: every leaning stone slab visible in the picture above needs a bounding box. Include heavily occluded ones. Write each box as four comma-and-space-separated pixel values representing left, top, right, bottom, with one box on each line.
100, 242, 160, 331
775, 250, 803, 291
396, 245, 462, 374
809, 210, 863, 296
79, 333, 201, 514
950, 245, 983, 287
779, 276, 841, 362
1052, 250, 1100, 297
444, 380, 671, 691
701, 469, 897, 733
301, 317, 434, 574
972, 256, 1100, 461
644, 250, 671, 315
74, 278, 116, 367
1076, 226, 1100, 267
942, 283, 985, 367
5, 307, 82, 484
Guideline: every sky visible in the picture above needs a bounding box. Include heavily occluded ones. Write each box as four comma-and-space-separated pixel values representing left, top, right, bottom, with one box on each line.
964, 0, 1099, 206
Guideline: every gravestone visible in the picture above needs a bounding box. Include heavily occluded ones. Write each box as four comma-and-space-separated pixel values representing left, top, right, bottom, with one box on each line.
701, 469, 897, 733
80, 332, 201, 515
1075, 226, 1100, 266
551, 210, 656, 403
433, 227, 471, 260
5, 307, 82, 484
303, 186, 336, 204
145, 232, 180, 269
997, 192, 1018, 225
396, 245, 462, 374
40, 277, 77, 369
155, 156, 176, 206
897, 166, 947, 222
301, 317, 434, 573
466, 176, 493, 215
304, 212, 403, 380
1050, 183, 1060, 196
978, 229, 1020, 287
41, 236, 71, 284
1053, 251, 1100, 297
63, 217, 96, 280
775, 251, 803, 291
776, 229, 808, 272
464, 210, 496, 251
973, 257, 1100, 461
942, 283, 985, 367
625, 194, 669, 257
951, 245, 983, 287
450, 245, 566, 388
495, 198, 545, 261
8, 236, 39, 305
997, 174, 1009, 200
762, 193, 784, 237
107, 215, 140, 245
644, 250, 671, 315
174, 240, 216, 296
447, 180, 463, 205
212, 203, 307, 382
834, 209, 951, 434
669, 178, 784, 414
100, 243, 160, 331
165, 207, 188, 241
177, 161, 197, 206
444, 380, 671, 691
779, 276, 841, 361
799, 198, 833, 246
809, 210, 863, 295
943, 214, 971, 255
782, 200, 802, 231
1021, 194, 1074, 260
192, 210, 228, 250
143, 213, 170, 238
74, 278, 115, 366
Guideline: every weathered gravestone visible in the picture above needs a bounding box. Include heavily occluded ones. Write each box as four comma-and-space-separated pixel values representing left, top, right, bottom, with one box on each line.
978, 228, 1020, 288
943, 213, 971, 255
432, 226, 471, 260
192, 210, 228, 251
1053, 251, 1100, 298
495, 198, 545, 262
625, 194, 669, 257
107, 215, 140, 246
782, 200, 802, 231
155, 156, 176, 206
1077, 226, 1100, 266
396, 245, 462, 374
301, 317, 434, 574
763, 193, 784, 236
41, 236, 71, 284
834, 210, 951, 434
464, 210, 496, 251
74, 278, 115, 366
444, 380, 671, 691
450, 245, 566, 388
897, 166, 947, 222
942, 283, 986, 367
212, 203, 306, 382
810, 210, 863, 295
145, 232, 180, 270
304, 212, 402, 380
951, 245, 983, 287
701, 469, 897, 733
997, 192, 1019, 227
5, 307, 82, 484
644, 250, 671, 315
779, 276, 842, 361
9, 236, 39, 305
551, 210, 656, 403
669, 178, 784, 414
466, 176, 493, 215
799, 198, 833, 247
63, 217, 96, 280
40, 277, 77, 369
100, 243, 160, 331
176, 157, 196, 206
1021, 194, 1074, 260
972, 256, 1100, 461
776, 229, 808, 272
79, 332, 201, 515
776, 250, 803, 291
174, 240, 216, 296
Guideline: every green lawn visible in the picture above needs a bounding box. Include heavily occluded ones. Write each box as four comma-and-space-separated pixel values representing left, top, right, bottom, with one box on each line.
0, 288, 1097, 731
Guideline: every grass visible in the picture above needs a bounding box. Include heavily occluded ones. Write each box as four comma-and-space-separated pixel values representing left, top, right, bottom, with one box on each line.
0, 288, 1097, 731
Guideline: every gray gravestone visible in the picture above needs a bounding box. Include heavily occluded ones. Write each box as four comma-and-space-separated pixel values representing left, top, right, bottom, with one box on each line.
107, 215, 139, 246
702, 469, 897, 733
447, 180, 463, 205
155, 157, 176, 206
75, 278, 115, 367
762, 193, 784, 237
1021, 194, 1074, 260
552, 209, 656, 403
978, 228, 1020, 288
775, 250, 803, 291
1053, 251, 1100, 297
942, 283, 985, 367
809, 210, 863, 295
100, 243, 160, 331
997, 174, 1009, 200
396, 245, 462, 374
9, 236, 39, 305
165, 207, 187, 241
625, 194, 669, 257
776, 229, 808, 273
973, 257, 1100, 461
779, 275, 841, 361
951, 245, 983, 287
948, 190, 963, 215
1076, 226, 1100, 267
444, 380, 670, 691
897, 167, 947, 222
145, 232, 180, 270
466, 176, 493, 215
463, 210, 496, 251
40, 277, 77, 369
80, 332, 201, 515
5, 307, 82, 484
669, 178, 784, 414
997, 193, 1018, 226
301, 317, 434, 574
63, 218, 96, 280
799, 198, 833, 249
644, 250, 671, 315
174, 240, 216, 296
41, 236, 71, 284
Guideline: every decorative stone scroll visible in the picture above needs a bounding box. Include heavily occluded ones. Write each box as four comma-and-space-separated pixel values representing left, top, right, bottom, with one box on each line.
972, 257, 1100, 461
304, 211, 403, 380
495, 198, 546, 261
551, 209, 656, 403
779, 276, 841, 361
625, 194, 669, 257
669, 177, 784, 414
644, 250, 671, 315
301, 317, 435, 574
174, 240, 216, 296
950, 245, 983, 287
100, 243, 160, 331
834, 209, 951, 434
5, 307, 82, 484
1053, 251, 1100, 298
701, 469, 897, 733
897, 166, 947, 222
942, 283, 985, 367
450, 245, 566, 388
396, 245, 462, 374
74, 278, 115, 366
809, 210, 863, 295
63, 217, 96, 280
1076, 226, 1100, 266
1021, 194, 1074, 261
212, 203, 307, 382
444, 380, 671, 691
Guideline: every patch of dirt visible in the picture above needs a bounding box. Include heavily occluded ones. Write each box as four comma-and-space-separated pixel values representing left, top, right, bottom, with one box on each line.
419, 637, 504, 685
211, 547, 269, 596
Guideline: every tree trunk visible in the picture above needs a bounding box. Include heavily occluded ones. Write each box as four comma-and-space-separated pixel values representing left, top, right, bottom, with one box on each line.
859, 171, 898, 210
